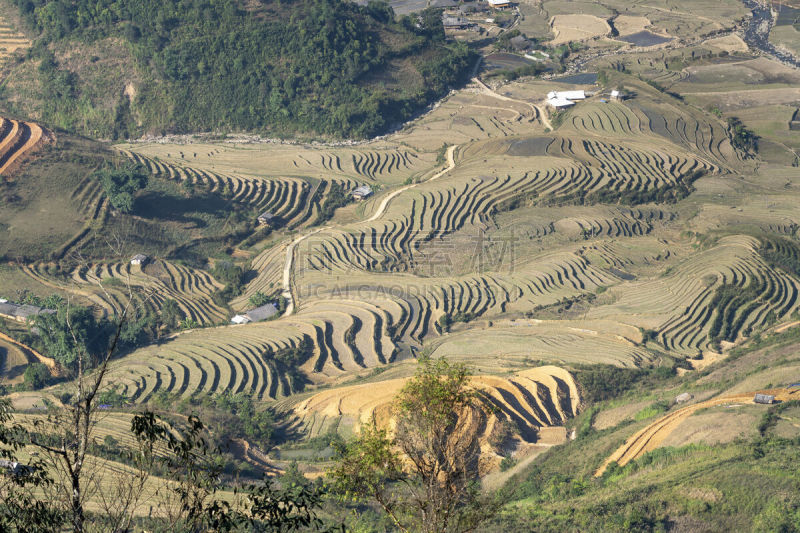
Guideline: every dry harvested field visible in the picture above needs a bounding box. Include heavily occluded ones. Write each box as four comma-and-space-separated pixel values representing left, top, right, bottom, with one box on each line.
0, 16, 29, 65
549, 15, 610, 45
287, 366, 580, 468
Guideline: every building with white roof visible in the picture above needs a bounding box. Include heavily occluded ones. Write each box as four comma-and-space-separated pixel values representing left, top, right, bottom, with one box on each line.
546, 90, 586, 109
487, 0, 511, 8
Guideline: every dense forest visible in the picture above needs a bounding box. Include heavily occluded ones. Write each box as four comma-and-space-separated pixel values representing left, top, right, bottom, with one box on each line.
3, 0, 474, 138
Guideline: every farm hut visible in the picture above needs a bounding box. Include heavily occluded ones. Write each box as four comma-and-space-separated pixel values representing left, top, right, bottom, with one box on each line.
487, 0, 511, 9
231, 303, 280, 325
257, 211, 278, 226
0, 301, 55, 324
675, 392, 693, 403
130, 254, 149, 266
352, 185, 373, 200
610, 90, 621, 100
754, 393, 776, 404
247, 303, 280, 322
443, 15, 471, 29
0, 460, 35, 477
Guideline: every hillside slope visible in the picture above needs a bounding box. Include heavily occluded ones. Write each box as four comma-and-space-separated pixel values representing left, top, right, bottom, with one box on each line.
0, 0, 473, 139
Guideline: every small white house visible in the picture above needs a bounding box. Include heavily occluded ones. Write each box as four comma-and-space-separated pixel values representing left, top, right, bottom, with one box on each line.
130, 254, 148, 266
547, 96, 576, 109
610, 89, 621, 100
231, 314, 251, 325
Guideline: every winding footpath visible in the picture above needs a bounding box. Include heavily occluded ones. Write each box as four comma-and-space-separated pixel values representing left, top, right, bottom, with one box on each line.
281, 144, 459, 315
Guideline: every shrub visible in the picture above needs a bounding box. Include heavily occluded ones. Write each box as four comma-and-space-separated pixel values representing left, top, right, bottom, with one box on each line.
23, 363, 51, 390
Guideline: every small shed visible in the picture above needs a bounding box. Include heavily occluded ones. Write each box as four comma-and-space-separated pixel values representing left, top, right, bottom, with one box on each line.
675, 392, 693, 404
0, 460, 35, 476
610, 89, 621, 100
754, 393, 776, 405
257, 212, 278, 226
231, 314, 251, 325
352, 185, 373, 201
246, 303, 279, 322
130, 254, 149, 266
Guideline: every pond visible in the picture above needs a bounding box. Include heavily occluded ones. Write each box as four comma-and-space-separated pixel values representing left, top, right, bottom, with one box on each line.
551, 72, 598, 85
482, 53, 533, 72
619, 31, 673, 47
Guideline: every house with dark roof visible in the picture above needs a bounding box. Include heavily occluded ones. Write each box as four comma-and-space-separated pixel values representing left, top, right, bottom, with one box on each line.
0, 301, 55, 324
231, 303, 280, 324
257, 211, 279, 226
352, 185, 373, 200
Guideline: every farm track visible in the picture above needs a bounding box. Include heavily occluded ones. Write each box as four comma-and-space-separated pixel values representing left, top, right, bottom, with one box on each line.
595, 387, 800, 476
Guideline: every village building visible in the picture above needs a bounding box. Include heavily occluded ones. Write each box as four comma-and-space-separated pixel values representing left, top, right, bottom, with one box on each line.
487, 0, 511, 9
0, 301, 55, 324
231, 302, 280, 325
352, 185, 373, 201
754, 393, 776, 404
443, 15, 472, 30
130, 254, 149, 266
257, 211, 278, 226
546, 90, 586, 109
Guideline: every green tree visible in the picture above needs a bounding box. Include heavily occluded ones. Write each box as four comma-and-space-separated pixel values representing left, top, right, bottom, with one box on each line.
161, 298, 183, 330
31, 304, 111, 373
23, 362, 51, 390
94, 163, 148, 213
249, 292, 271, 308
330, 357, 498, 533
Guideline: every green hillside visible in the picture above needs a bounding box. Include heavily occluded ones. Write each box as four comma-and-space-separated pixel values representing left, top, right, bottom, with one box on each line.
0, 0, 473, 139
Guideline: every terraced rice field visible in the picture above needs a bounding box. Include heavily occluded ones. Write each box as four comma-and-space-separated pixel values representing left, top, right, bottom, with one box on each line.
31, 73, 799, 477
0, 19, 29, 65
0, 117, 48, 177
121, 150, 361, 229
589, 235, 800, 355
288, 366, 580, 450
0, 337, 29, 384
21, 260, 228, 324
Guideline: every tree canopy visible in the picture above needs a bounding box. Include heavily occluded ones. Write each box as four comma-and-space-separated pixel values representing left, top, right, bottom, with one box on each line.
9, 0, 474, 139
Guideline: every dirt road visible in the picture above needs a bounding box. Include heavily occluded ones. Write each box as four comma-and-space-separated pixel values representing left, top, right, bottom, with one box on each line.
472, 77, 553, 130
281, 145, 458, 315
